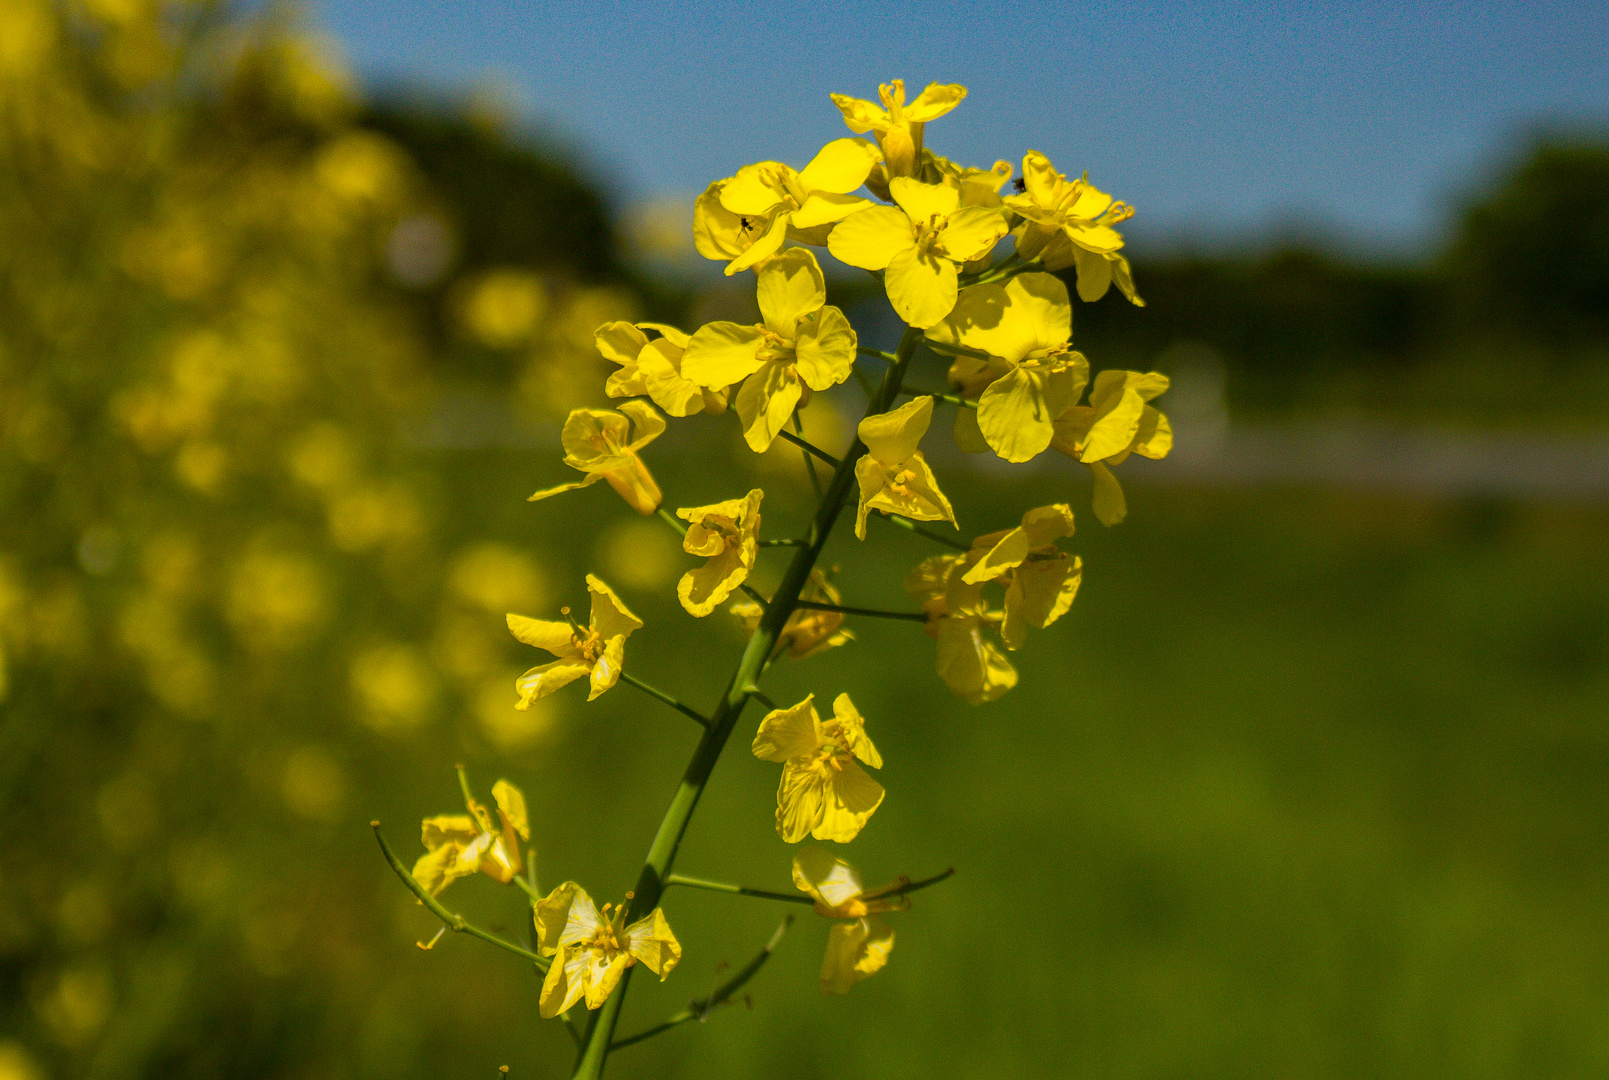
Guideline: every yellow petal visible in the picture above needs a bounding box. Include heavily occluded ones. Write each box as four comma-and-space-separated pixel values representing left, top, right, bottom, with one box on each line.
587, 634, 625, 700
885, 246, 956, 329
857, 395, 934, 465
862, 452, 956, 529
506, 614, 576, 656
816, 761, 884, 842
793, 306, 857, 391
693, 181, 745, 261
586, 575, 643, 640
539, 943, 583, 1018
1133, 406, 1172, 459
752, 696, 821, 762
853, 454, 883, 540
624, 908, 681, 978
725, 210, 789, 275
601, 457, 662, 515
411, 843, 464, 897
831, 692, 882, 769
938, 205, 1008, 263
593, 320, 648, 367
534, 881, 598, 955
798, 137, 882, 193
527, 473, 605, 502
421, 813, 479, 849
1088, 460, 1127, 525
952, 405, 990, 454
792, 845, 867, 911
681, 321, 766, 387
935, 616, 1017, 704
1022, 502, 1077, 547
677, 547, 746, 617
1073, 245, 1113, 302
756, 248, 825, 334
830, 93, 886, 135
791, 190, 874, 229
492, 780, 530, 841
559, 408, 631, 468
776, 764, 826, 843
719, 162, 790, 216
583, 950, 631, 1009
889, 177, 960, 223
618, 399, 666, 450
904, 553, 963, 604
734, 359, 803, 453
905, 82, 967, 122
826, 205, 912, 271
515, 657, 590, 705
1002, 553, 1082, 649
821, 917, 896, 995
977, 366, 1055, 463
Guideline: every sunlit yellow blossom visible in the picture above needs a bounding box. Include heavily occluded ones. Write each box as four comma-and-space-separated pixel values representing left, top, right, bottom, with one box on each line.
792, 847, 906, 994
527, 400, 665, 515
1005, 150, 1142, 305
682, 249, 856, 452
752, 693, 884, 843
506, 575, 642, 703
906, 554, 1017, 704
411, 776, 530, 897
928, 273, 1090, 462
830, 80, 966, 182
595, 321, 728, 417
828, 178, 1006, 328
694, 180, 774, 268
533, 882, 680, 1016
961, 504, 1081, 650
729, 568, 855, 659
1050, 370, 1172, 525
853, 396, 956, 539
709, 139, 882, 275
676, 489, 763, 617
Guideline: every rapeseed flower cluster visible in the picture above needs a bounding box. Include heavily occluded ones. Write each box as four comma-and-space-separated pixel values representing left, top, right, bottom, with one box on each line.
393, 78, 1175, 1071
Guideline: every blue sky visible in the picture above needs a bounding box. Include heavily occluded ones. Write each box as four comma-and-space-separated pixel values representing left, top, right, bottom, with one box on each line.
305, 0, 1608, 255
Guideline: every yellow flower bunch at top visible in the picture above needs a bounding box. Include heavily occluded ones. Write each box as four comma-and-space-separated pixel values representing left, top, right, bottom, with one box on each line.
1006, 150, 1143, 305
528, 400, 665, 515
507, 575, 642, 703
752, 693, 884, 843
534, 882, 681, 1016
682, 249, 857, 451
929, 272, 1089, 463
412, 775, 530, 897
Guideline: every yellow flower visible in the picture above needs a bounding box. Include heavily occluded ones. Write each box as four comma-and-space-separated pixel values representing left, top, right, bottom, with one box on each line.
533, 882, 681, 1017
693, 180, 774, 268
905, 554, 1017, 704
729, 568, 855, 659
928, 272, 1090, 463
853, 396, 956, 539
792, 847, 906, 995
676, 489, 763, 617
827, 178, 1006, 328
411, 776, 530, 897
595, 321, 728, 417
752, 693, 884, 843
830, 79, 967, 181
1005, 150, 1142, 305
707, 139, 883, 275
961, 504, 1082, 650
1049, 370, 1172, 525
506, 574, 642, 703
681, 249, 856, 452
527, 400, 665, 515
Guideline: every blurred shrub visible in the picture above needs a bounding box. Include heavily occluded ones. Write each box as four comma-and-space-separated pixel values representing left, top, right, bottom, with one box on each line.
0, 3, 650, 1076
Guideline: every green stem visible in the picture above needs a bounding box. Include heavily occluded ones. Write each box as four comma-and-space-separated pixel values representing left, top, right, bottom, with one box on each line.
857, 346, 897, 364
899, 385, 977, 409
371, 823, 548, 968
870, 510, 972, 551
850, 365, 878, 398
608, 916, 794, 1051
569, 327, 925, 1080
922, 338, 993, 361
789, 415, 824, 496
794, 599, 927, 623
758, 538, 808, 548
619, 671, 710, 730
663, 874, 814, 906
655, 506, 687, 537
777, 424, 840, 469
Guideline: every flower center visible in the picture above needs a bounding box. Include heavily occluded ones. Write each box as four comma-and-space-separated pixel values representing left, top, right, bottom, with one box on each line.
571, 627, 604, 663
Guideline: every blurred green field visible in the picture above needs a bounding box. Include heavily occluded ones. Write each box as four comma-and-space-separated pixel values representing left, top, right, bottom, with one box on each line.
2, 5, 1606, 1079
